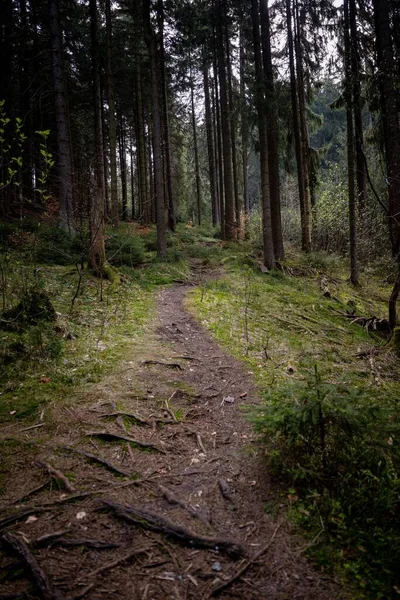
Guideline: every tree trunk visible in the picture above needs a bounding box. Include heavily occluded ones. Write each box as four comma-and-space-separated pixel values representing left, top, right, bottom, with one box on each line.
212, 39, 223, 230
49, 0, 75, 233
294, 0, 312, 251
349, 0, 366, 217
239, 24, 249, 231
89, 0, 106, 274
157, 0, 175, 232
130, 137, 135, 220
203, 61, 218, 227
225, 25, 240, 233
135, 63, 150, 224
260, 0, 284, 260
251, 0, 275, 269
286, 0, 310, 252
374, 0, 400, 326
215, 0, 235, 240
144, 0, 166, 257
344, 0, 359, 286
119, 115, 128, 221
190, 63, 202, 226
105, 0, 118, 226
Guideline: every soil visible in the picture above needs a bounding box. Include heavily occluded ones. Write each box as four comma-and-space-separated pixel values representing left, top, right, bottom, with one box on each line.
0, 271, 347, 600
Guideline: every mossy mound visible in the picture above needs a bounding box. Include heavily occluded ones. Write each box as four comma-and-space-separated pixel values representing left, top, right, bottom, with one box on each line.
1, 291, 56, 331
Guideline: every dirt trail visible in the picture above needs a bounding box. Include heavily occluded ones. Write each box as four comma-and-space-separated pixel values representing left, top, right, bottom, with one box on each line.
0, 278, 346, 599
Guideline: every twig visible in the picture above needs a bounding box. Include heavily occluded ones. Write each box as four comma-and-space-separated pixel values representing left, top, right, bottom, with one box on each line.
1, 532, 62, 600
164, 391, 178, 422
208, 522, 281, 597
20, 423, 44, 433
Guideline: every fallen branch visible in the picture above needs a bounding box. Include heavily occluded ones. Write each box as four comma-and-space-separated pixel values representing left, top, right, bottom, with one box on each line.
85, 431, 165, 454
37, 462, 76, 493
63, 447, 132, 477
102, 499, 243, 558
20, 423, 45, 433
1, 532, 62, 600
208, 522, 281, 597
141, 360, 183, 370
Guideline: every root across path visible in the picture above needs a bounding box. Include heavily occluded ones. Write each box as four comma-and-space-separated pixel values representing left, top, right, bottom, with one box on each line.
0, 281, 347, 599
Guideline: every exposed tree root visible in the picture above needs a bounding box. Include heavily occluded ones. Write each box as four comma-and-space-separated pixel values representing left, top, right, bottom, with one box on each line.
99, 411, 150, 426
102, 499, 244, 558
77, 545, 152, 581
208, 522, 281, 597
1, 532, 62, 600
159, 485, 212, 528
63, 446, 132, 477
85, 431, 166, 454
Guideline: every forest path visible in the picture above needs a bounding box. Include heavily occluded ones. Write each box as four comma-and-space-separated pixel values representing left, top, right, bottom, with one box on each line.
0, 270, 346, 600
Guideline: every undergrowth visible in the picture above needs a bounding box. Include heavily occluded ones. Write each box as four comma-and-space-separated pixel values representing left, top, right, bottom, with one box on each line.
188, 250, 400, 599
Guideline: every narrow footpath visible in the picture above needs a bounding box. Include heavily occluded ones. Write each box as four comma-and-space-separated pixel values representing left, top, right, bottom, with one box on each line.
0, 280, 346, 599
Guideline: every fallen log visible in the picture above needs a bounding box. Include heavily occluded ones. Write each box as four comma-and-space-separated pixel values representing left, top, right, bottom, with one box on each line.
102, 499, 244, 559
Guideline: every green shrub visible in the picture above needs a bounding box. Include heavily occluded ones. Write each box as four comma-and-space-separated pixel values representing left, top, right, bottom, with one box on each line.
106, 230, 145, 267
247, 369, 400, 597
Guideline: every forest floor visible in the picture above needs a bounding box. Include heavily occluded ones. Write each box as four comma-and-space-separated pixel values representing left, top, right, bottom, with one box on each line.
0, 262, 348, 600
